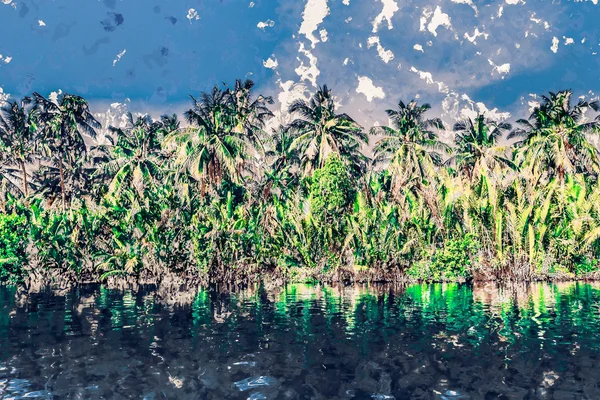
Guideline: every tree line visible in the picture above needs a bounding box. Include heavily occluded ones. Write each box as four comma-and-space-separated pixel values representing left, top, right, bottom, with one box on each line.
1, 80, 599, 285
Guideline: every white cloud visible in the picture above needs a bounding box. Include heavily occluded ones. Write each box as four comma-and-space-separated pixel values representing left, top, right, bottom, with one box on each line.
263, 57, 278, 69
367, 36, 395, 63
356, 76, 385, 102
38, 20, 46, 27
319, 28, 328, 42
451, 0, 478, 15
372, 0, 399, 33
113, 49, 126, 66
488, 59, 511, 78
298, 0, 330, 48
442, 92, 511, 122
187, 8, 200, 22
414, 44, 424, 52
530, 13, 550, 30
420, 6, 452, 37
0, 87, 9, 106
295, 42, 320, 87
551, 36, 559, 53
410, 66, 449, 93
461, 94, 511, 121
257, 19, 275, 30
49, 89, 63, 104
464, 27, 489, 44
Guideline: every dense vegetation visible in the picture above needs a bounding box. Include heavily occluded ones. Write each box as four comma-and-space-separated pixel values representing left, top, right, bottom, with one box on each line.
1, 81, 600, 285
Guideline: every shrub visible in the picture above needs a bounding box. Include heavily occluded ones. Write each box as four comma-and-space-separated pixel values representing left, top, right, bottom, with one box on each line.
0, 213, 29, 282
407, 234, 481, 280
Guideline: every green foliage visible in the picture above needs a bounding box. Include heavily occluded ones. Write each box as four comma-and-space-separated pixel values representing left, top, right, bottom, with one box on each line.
0, 213, 28, 282
310, 155, 355, 226
2, 85, 600, 285
573, 257, 599, 276
408, 234, 481, 280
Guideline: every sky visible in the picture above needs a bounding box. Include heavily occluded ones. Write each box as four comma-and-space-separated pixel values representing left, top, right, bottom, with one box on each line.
1, 0, 600, 132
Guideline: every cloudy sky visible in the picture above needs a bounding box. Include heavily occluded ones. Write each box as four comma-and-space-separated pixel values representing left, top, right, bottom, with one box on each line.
1, 0, 599, 130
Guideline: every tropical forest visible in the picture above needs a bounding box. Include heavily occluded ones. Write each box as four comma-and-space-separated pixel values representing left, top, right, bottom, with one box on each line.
1, 82, 599, 287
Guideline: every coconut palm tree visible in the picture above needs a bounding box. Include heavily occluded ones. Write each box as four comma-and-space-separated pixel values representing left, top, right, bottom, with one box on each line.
0, 97, 36, 196
373, 100, 448, 194
177, 85, 245, 192
227, 79, 274, 143
287, 85, 368, 177
172, 80, 272, 194
32, 92, 100, 209
100, 113, 165, 202
450, 114, 514, 180
246, 125, 302, 203
510, 90, 600, 183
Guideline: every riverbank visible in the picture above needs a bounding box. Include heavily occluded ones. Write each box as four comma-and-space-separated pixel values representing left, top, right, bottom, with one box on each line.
12, 260, 600, 298
3, 87, 600, 288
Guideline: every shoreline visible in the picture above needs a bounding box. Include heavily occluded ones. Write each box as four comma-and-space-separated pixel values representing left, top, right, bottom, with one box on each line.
11, 264, 600, 292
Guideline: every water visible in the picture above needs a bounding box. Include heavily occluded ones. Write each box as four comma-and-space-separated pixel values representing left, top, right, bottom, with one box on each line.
0, 282, 599, 399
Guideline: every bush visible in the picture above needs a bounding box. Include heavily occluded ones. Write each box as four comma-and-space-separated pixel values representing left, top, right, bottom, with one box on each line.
573, 256, 598, 276
407, 234, 480, 280
0, 213, 29, 282
310, 155, 355, 228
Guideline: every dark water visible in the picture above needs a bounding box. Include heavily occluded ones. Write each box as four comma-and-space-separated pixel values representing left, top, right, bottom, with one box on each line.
1, 282, 600, 399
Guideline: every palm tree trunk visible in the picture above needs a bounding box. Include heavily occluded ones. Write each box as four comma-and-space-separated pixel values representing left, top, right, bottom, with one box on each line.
58, 157, 67, 211
20, 160, 28, 197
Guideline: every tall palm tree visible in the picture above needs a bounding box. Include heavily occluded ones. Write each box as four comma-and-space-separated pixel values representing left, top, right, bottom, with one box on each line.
178, 85, 245, 191
0, 97, 36, 196
253, 125, 300, 202
158, 113, 180, 137
373, 100, 448, 194
32, 92, 100, 209
172, 80, 273, 194
509, 90, 600, 183
100, 113, 165, 202
287, 85, 368, 177
228, 79, 274, 143
450, 114, 514, 180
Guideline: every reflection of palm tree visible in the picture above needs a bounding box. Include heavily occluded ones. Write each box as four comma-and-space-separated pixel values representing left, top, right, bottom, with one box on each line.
0, 97, 36, 196
510, 90, 600, 183
32, 92, 101, 209
288, 85, 368, 177
373, 100, 448, 193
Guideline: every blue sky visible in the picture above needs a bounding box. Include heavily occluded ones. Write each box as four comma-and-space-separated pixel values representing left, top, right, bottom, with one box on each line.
1, 0, 599, 129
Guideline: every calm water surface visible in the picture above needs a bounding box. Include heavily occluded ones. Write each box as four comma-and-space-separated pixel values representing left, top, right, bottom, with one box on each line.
0, 282, 599, 399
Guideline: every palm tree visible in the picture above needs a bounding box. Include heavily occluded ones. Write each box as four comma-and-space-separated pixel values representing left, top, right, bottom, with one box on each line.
252, 125, 300, 202
372, 100, 448, 194
227, 79, 274, 142
177, 85, 245, 192
100, 113, 165, 202
172, 80, 273, 194
0, 97, 36, 196
287, 85, 368, 177
158, 113, 180, 137
32, 92, 100, 209
509, 90, 600, 184
450, 114, 514, 180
